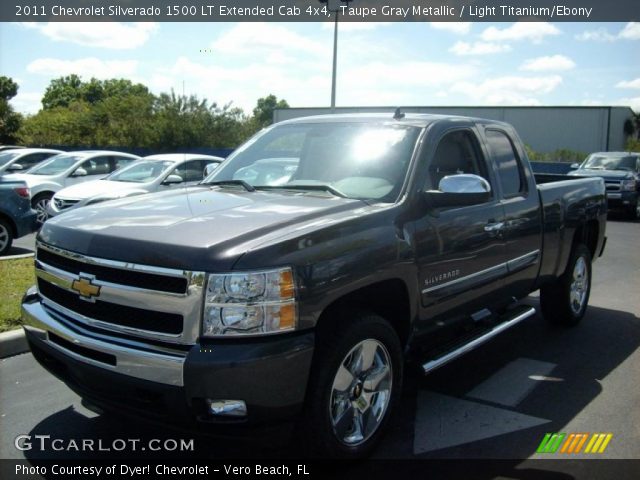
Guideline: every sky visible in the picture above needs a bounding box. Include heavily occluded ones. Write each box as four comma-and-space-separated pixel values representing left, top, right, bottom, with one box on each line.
1, 21, 639, 115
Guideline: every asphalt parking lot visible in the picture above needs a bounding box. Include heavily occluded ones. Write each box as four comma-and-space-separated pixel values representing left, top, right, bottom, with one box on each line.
1, 217, 638, 471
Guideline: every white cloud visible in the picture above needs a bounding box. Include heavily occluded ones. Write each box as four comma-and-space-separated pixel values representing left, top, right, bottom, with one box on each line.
449, 41, 511, 56
619, 22, 640, 40
211, 23, 326, 57
615, 97, 640, 113
451, 75, 563, 105
10, 92, 42, 114
481, 22, 561, 43
27, 58, 138, 79
616, 78, 640, 89
576, 22, 640, 42
20, 22, 157, 49
430, 22, 472, 35
520, 55, 575, 72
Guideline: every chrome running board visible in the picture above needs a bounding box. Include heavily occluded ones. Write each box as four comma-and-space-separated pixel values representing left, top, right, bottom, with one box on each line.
422, 306, 536, 374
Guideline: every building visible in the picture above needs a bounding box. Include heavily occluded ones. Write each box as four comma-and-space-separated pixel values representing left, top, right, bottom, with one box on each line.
274, 106, 635, 154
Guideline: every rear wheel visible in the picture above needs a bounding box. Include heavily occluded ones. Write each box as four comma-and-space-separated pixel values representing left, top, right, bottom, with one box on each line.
303, 312, 402, 457
0, 218, 13, 255
32, 193, 52, 227
540, 243, 592, 326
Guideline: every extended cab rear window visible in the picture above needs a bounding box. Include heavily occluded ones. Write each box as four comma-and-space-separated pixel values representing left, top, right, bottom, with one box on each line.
486, 130, 526, 198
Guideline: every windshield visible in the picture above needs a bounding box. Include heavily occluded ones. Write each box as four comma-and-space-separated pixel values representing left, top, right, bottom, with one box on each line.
205, 122, 421, 201
0, 152, 21, 166
28, 154, 83, 175
582, 154, 639, 171
106, 160, 174, 183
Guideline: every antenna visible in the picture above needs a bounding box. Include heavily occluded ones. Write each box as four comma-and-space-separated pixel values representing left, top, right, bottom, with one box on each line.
393, 107, 405, 120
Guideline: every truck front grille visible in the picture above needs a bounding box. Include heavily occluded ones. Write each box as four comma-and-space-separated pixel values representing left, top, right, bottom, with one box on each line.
34, 242, 205, 345
605, 181, 621, 192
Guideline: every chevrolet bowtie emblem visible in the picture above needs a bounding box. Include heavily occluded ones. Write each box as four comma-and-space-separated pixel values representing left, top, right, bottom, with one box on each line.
71, 275, 101, 301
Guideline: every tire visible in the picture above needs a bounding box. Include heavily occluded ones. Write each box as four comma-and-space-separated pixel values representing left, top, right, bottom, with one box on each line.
32, 193, 52, 227
628, 203, 639, 221
0, 218, 13, 256
302, 311, 403, 458
540, 244, 592, 326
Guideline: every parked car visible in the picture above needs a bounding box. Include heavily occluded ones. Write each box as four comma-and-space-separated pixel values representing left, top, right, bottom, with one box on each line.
22, 114, 606, 457
0, 180, 37, 255
569, 151, 640, 219
0, 148, 63, 176
48, 154, 223, 217
3, 150, 139, 226
0, 145, 25, 152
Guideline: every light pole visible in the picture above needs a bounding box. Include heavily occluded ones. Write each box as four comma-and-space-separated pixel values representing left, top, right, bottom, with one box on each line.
320, 0, 352, 112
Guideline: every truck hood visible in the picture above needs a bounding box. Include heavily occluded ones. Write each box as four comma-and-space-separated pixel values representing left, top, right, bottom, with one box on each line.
39, 186, 368, 271
569, 169, 636, 181
55, 179, 149, 200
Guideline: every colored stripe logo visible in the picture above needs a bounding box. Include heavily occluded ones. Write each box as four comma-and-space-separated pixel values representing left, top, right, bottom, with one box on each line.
537, 433, 613, 454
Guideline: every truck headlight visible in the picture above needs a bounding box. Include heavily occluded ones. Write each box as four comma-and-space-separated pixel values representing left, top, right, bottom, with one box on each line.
620, 179, 636, 191
202, 268, 297, 337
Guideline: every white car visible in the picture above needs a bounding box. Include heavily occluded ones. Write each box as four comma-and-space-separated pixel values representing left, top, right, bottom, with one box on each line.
5, 150, 139, 225
49, 153, 224, 217
0, 148, 63, 175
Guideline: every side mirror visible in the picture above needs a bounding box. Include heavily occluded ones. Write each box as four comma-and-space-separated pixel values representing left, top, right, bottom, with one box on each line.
204, 163, 219, 177
424, 174, 491, 208
72, 167, 87, 177
163, 174, 184, 185
570, 163, 580, 169
7, 163, 23, 171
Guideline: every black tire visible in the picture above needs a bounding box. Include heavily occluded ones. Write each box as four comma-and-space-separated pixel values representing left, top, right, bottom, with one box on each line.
0, 218, 14, 256
540, 244, 592, 326
32, 193, 52, 227
628, 203, 639, 221
302, 311, 403, 458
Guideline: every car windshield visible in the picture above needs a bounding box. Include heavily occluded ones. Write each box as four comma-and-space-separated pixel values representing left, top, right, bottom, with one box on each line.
0, 152, 21, 166
582, 154, 639, 171
28, 154, 84, 175
106, 160, 174, 183
205, 122, 421, 201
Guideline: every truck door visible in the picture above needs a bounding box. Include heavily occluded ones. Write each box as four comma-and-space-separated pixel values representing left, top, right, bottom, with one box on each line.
483, 127, 542, 300
413, 127, 507, 341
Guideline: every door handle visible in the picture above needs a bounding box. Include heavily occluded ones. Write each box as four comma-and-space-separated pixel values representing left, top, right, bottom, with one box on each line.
484, 222, 505, 233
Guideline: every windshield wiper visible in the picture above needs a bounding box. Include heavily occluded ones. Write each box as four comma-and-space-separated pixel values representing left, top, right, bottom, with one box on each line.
255, 184, 347, 198
202, 180, 256, 192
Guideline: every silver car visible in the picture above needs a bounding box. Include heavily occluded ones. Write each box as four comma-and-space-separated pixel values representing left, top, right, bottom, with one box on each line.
49, 153, 224, 217
5, 150, 139, 225
0, 148, 63, 175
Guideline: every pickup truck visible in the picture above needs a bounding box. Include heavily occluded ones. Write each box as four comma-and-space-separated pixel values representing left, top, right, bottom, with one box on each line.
0, 180, 37, 255
21, 114, 606, 457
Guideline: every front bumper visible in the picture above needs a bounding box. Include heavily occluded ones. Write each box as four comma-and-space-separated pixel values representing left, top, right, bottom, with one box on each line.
22, 293, 315, 427
606, 191, 637, 209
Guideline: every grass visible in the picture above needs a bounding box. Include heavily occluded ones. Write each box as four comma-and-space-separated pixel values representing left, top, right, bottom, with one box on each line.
0, 257, 36, 332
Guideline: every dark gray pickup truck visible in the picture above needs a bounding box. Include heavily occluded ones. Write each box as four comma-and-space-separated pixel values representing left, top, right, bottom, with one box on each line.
21, 114, 606, 457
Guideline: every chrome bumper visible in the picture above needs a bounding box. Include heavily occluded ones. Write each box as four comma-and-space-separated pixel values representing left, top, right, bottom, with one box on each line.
22, 300, 185, 387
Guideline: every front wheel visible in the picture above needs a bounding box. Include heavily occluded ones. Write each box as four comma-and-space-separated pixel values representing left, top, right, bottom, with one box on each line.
303, 312, 402, 457
0, 218, 14, 255
32, 193, 52, 227
540, 243, 592, 326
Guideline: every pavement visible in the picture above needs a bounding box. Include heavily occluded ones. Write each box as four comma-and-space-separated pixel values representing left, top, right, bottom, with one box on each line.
0, 219, 638, 472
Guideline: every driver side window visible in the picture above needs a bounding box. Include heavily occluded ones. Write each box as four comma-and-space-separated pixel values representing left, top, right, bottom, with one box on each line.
426, 130, 489, 192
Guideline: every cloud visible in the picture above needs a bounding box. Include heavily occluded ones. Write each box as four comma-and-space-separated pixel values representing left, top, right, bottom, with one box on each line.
576, 22, 640, 42
20, 22, 157, 49
321, 21, 391, 32
430, 22, 472, 35
27, 58, 138, 79
619, 22, 640, 40
520, 55, 575, 72
615, 96, 640, 112
449, 41, 511, 56
480, 22, 561, 43
10, 91, 42, 114
451, 75, 563, 105
616, 78, 640, 89
211, 23, 326, 57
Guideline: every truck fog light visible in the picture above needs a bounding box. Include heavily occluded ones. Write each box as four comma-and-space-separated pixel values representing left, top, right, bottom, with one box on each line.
207, 399, 247, 417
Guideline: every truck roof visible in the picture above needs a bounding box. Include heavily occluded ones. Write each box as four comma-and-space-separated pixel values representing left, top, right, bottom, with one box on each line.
277, 112, 512, 129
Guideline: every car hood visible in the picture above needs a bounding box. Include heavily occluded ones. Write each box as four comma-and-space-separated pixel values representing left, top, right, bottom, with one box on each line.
38, 186, 368, 271
55, 179, 148, 200
569, 169, 636, 180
